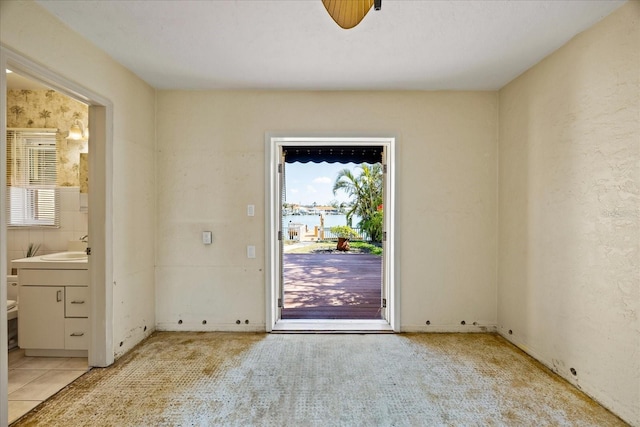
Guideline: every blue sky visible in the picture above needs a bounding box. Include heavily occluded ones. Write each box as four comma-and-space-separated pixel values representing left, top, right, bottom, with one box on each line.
285, 162, 357, 206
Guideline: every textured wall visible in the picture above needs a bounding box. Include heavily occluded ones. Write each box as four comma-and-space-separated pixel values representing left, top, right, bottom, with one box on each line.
155, 91, 498, 332
498, 2, 639, 425
1, 0, 157, 359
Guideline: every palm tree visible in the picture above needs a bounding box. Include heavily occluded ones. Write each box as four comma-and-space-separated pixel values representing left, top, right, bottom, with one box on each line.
20, 89, 32, 102
39, 109, 52, 127
9, 105, 24, 123
332, 163, 383, 242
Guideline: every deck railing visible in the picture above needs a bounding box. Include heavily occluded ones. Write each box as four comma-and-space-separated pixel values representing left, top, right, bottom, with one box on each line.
284, 224, 368, 242
285, 223, 305, 241
322, 227, 366, 241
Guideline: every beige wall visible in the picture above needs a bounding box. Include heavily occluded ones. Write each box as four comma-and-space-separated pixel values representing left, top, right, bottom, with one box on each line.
498, 2, 639, 425
1, 0, 157, 358
155, 91, 498, 331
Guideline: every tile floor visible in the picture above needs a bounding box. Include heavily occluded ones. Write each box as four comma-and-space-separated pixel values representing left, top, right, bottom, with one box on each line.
7, 348, 88, 425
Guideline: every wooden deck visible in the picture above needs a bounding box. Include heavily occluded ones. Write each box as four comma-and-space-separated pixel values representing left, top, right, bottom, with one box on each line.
282, 253, 383, 320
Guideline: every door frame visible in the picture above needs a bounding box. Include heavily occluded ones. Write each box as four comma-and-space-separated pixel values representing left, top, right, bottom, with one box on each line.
1, 46, 114, 419
265, 135, 399, 332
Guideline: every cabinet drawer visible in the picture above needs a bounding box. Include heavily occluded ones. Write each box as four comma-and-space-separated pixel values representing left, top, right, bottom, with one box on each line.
20, 269, 88, 286
65, 318, 89, 350
65, 287, 89, 317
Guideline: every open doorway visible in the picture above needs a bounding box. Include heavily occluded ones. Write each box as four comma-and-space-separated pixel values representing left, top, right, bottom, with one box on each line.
4, 70, 91, 423
1, 46, 113, 424
281, 160, 384, 320
265, 136, 397, 332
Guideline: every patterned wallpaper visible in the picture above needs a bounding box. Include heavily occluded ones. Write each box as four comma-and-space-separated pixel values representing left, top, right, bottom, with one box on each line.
80, 153, 89, 194
7, 89, 88, 187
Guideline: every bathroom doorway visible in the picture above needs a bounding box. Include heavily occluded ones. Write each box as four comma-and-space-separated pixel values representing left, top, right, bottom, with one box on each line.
265, 136, 398, 332
1, 46, 114, 423
4, 70, 91, 423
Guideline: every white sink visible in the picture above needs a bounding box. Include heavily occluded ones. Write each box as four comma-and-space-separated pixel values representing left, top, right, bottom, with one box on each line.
40, 251, 88, 261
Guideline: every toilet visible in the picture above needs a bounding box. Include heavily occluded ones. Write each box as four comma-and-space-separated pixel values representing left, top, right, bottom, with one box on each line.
7, 275, 18, 350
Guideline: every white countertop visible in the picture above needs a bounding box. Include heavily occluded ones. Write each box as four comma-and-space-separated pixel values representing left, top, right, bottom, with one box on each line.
12, 254, 89, 270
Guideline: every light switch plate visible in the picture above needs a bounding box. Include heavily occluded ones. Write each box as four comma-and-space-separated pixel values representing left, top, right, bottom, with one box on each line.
247, 204, 255, 216
202, 231, 212, 245
247, 245, 256, 258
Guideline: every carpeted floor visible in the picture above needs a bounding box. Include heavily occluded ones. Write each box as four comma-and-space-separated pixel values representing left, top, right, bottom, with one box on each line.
12, 332, 626, 426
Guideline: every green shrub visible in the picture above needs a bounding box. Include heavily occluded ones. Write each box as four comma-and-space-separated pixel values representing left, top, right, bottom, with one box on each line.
330, 225, 359, 239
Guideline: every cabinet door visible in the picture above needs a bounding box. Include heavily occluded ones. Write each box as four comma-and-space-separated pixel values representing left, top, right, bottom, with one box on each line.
19, 286, 65, 349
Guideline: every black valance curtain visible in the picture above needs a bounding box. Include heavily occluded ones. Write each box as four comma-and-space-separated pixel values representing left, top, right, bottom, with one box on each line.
283, 146, 383, 164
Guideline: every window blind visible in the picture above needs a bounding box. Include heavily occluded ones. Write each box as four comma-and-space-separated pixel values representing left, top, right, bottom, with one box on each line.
6, 128, 60, 227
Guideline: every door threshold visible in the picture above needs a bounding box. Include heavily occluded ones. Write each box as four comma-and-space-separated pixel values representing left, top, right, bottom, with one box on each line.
272, 319, 394, 333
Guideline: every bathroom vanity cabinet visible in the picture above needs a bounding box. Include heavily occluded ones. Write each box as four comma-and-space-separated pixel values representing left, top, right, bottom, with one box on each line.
12, 256, 89, 357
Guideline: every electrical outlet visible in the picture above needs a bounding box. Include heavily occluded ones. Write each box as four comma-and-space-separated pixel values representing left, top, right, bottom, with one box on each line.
202, 231, 212, 245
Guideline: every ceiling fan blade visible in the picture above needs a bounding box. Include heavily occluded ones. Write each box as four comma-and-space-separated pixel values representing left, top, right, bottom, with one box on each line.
322, 0, 374, 29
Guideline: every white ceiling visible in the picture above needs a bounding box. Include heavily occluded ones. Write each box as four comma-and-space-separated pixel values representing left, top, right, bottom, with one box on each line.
34, 0, 625, 91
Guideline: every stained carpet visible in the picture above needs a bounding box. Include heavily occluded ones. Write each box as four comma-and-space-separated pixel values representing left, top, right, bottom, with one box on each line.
12, 332, 626, 426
